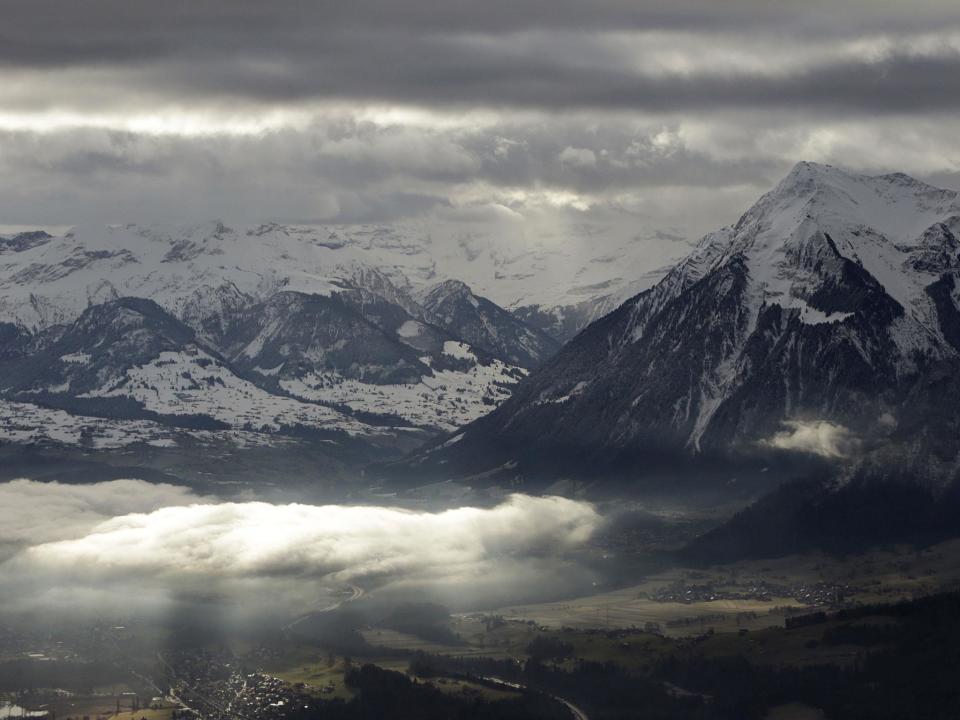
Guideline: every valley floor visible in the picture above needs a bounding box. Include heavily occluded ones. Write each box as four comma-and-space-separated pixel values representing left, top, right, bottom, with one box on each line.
485, 538, 960, 637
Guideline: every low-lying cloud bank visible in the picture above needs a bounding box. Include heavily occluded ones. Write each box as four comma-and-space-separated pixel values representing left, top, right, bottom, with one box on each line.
0, 479, 600, 614
0, 478, 206, 549
762, 420, 861, 459
27, 493, 598, 582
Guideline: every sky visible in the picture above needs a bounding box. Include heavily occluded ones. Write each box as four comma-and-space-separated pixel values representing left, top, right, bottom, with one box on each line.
3, 0, 960, 269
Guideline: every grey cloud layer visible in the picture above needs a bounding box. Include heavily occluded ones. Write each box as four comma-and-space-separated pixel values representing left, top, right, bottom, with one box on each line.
130, 45, 960, 115
3, 2, 960, 255
0, 478, 204, 545
0, 118, 781, 228
2, 1, 956, 59
2, 2, 960, 113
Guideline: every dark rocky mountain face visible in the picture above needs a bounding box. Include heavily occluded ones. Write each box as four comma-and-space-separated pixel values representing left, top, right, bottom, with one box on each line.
0, 321, 32, 362
511, 300, 605, 345
178, 281, 254, 347
681, 470, 960, 564
3, 297, 200, 398
397, 163, 960, 487
222, 291, 433, 386
333, 281, 450, 358
416, 279, 560, 368
0, 298, 239, 430
0, 230, 53, 253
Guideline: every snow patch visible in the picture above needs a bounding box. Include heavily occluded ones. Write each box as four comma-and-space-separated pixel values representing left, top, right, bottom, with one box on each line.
83, 349, 383, 437
397, 320, 425, 338
443, 341, 476, 361
59, 352, 91, 364
778, 298, 853, 325
283, 359, 523, 432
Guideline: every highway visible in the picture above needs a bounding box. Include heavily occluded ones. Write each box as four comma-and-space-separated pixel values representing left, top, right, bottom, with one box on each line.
282, 583, 365, 633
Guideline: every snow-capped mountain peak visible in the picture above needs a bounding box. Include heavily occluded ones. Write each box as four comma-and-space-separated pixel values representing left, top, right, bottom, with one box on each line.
648, 162, 960, 349
402, 164, 960, 486
415, 278, 477, 308
415, 278, 560, 369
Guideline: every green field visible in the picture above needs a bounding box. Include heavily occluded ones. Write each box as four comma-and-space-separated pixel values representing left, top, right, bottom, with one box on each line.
483, 538, 960, 637
261, 647, 357, 701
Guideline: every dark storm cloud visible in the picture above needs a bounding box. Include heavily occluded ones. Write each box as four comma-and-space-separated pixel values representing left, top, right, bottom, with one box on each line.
127, 43, 960, 116
3, 1, 960, 253
1, 1, 959, 114
0, 0, 939, 65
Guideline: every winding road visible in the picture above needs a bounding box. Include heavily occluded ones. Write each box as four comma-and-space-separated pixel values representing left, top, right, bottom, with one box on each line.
481, 675, 589, 720
282, 583, 365, 633
279, 587, 587, 719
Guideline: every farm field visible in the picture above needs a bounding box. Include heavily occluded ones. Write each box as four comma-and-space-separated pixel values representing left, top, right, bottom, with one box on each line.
486, 539, 960, 636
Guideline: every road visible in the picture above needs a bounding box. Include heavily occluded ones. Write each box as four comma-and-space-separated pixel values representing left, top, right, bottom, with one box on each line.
282, 583, 365, 633
281, 585, 586, 720
481, 675, 589, 720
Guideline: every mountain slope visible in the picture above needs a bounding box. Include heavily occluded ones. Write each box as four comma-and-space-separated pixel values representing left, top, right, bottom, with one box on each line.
400, 163, 960, 484
681, 471, 960, 563
0, 290, 526, 451
0, 297, 388, 438
217, 289, 525, 432
222, 291, 432, 386
0, 223, 549, 450
416, 279, 559, 367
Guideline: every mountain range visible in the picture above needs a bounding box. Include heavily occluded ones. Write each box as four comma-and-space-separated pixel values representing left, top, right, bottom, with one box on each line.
5, 162, 960, 506
401, 162, 960, 490
0, 224, 571, 456
0, 221, 664, 342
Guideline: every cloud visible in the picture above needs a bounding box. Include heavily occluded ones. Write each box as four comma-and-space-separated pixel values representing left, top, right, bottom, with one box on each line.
559, 147, 597, 169
2, 3, 960, 117
762, 420, 861, 459
1, 2, 960, 268
0, 478, 205, 550
0, 480, 600, 613
26, 493, 598, 581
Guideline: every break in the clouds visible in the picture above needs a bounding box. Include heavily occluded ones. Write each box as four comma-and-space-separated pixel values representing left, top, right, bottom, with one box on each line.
0, 480, 600, 613
2, 1, 960, 264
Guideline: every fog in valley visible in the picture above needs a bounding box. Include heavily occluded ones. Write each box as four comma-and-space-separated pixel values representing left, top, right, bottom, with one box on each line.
6, 1, 960, 718
0, 479, 608, 621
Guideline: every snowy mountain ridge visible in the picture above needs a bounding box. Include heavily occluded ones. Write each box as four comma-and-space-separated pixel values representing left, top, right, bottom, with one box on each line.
0, 220, 664, 340
403, 163, 960, 485
0, 222, 564, 455
636, 162, 960, 445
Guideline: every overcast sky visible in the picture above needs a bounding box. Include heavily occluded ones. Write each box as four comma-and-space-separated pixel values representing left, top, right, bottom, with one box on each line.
3, 0, 960, 267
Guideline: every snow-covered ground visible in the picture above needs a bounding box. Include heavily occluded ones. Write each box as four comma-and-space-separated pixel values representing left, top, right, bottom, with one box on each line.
0, 399, 287, 449
82, 348, 389, 437
282, 346, 523, 432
